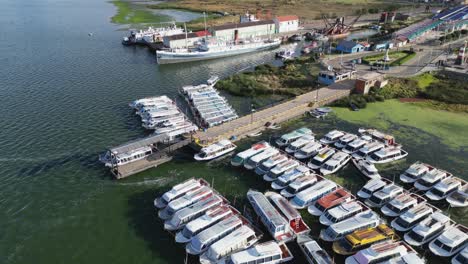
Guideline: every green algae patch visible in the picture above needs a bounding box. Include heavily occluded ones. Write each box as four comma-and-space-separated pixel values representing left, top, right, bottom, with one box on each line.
332, 99, 468, 150
111, 0, 171, 25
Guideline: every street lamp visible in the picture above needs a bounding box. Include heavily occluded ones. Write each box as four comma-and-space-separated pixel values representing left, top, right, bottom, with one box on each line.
250, 104, 255, 124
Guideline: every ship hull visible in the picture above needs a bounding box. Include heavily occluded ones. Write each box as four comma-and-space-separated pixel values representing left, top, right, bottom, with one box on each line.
157, 41, 281, 64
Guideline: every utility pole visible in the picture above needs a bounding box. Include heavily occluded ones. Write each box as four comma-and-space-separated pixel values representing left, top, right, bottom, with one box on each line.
250, 104, 255, 124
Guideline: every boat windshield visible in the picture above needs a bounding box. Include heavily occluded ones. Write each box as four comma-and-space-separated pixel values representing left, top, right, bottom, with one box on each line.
198, 151, 208, 158
369, 195, 383, 205
284, 186, 297, 194
407, 230, 425, 242
310, 159, 323, 166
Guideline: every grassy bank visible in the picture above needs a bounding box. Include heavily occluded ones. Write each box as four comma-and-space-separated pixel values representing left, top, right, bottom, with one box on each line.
332, 99, 468, 150
362, 50, 416, 66
111, 0, 171, 24
215, 56, 322, 99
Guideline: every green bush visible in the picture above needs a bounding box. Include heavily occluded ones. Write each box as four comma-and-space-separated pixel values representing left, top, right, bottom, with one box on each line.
422, 80, 468, 105
377, 78, 421, 99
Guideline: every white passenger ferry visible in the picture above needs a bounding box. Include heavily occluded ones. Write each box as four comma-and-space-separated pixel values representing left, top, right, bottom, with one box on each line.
164, 195, 224, 231
297, 234, 333, 264
366, 146, 408, 164
320, 130, 345, 145
447, 184, 468, 208
381, 193, 425, 217
244, 147, 279, 170
352, 142, 385, 160
129, 95, 172, 110
452, 246, 468, 264
400, 162, 435, 183
199, 225, 259, 264
285, 134, 315, 154
357, 178, 392, 199
294, 142, 325, 160
426, 177, 464, 201
320, 151, 351, 175
290, 180, 338, 209
320, 201, 369, 226
175, 205, 234, 243
352, 159, 380, 179
320, 211, 381, 242
365, 184, 404, 208
264, 159, 299, 182
358, 128, 396, 146
266, 192, 311, 235
100, 145, 153, 167
404, 212, 454, 247
391, 203, 439, 232
414, 168, 453, 191
280, 174, 320, 198
223, 241, 293, 264
308, 188, 353, 216
158, 186, 213, 220
231, 142, 269, 167
345, 241, 423, 264
275, 127, 313, 147
429, 224, 468, 257
255, 154, 288, 175
186, 214, 244, 255
247, 190, 294, 242
154, 178, 208, 209
334, 133, 358, 149
342, 136, 371, 154
194, 140, 237, 161
271, 166, 310, 190
307, 147, 336, 170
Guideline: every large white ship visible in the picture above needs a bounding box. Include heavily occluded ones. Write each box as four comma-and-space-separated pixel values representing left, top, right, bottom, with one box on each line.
156, 38, 281, 64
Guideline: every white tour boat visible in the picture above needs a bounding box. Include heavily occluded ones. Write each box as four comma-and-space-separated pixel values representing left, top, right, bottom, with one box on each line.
381, 193, 425, 217
271, 165, 310, 190
352, 142, 385, 160
154, 121, 197, 135
320, 151, 351, 175
320, 201, 369, 226
255, 153, 288, 176
391, 203, 439, 232
297, 234, 333, 264
244, 147, 279, 170
247, 190, 294, 242
399, 162, 435, 183
429, 224, 468, 257
426, 177, 464, 201
280, 174, 319, 198
223, 241, 293, 264
100, 145, 153, 167
345, 241, 423, 264
186, 214, 244, 255
164, 195, 223, 231
154, 178, 208, 209
320, 130, 345, 145
307, 147, 336, 170
199, 225, 259, 264
452, 246, 468, 264
334, 133, 358, 149
357, 178, 392, 199
366, 146, 408, 164
308, 188, 353, 216
231, 142, 269, 167
447, 184, 468, 208
358, 128, 396, 146
194, 140, 237, 161
290, 180, 338, 209
266, 191, 311, 235
285, 134, 315, 154
365, 184, 404, 208
129, 95, 172, 110
275, 127, 313, 147
320, 211, 381, 242
352, 158, 380, 179
404, 212, 454, 247
414, 168, 453, 191
158, 186, 213, 220
263, 159, 299, 182
294, 142, 325, 160
342, 136, 371, 154
175, 205, 234, 243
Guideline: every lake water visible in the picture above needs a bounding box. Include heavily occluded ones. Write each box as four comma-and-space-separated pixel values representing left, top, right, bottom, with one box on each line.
0, 0, 466, 263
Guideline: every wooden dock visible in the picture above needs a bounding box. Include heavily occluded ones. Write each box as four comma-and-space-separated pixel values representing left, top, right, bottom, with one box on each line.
106, 80, 354, 179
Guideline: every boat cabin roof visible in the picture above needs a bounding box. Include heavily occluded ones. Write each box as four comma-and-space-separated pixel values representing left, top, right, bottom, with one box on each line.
185, 205, 232, 233
195, 215, 242, 244
361, 129, 395, 144
289, 174, 318, 189
373, 146, 402, 157
355, 241, 407, 262
317, 188, 351, 208
236, 142, 269, 158
280, 166, 309, 181
263, 154, 288, 165
163, 178, 200, 200
201, 140, 233, 153
314, 148, 336, 161
434, 177, 462, 192
362, 178, 388, 191
339, 133, 358, 142
229, 241, 282, 263
290, 135, 315, 146
168, 186, 212, 209
330, 211, 379, 233
373, 184, 402, 199
248, 190, 288, 228
301, 142, 322, 152
268, 192, 301, 220
328, 201, 364, 218
360, 142, 384, 153
206, 225, 256, 259
414, 212, 450, 233
250, 148, 278, 162
170, 195, 221, 224
399, 203, 433, 222
421, 169, 449, 182
359, 160, 378, 172
324, 130, 345, 139
435, 225, 468, 248
324, 151, 349, 166
346, 224, 394, 245
296, 180, 337, 201
406, 162, 432, 175
388, 193, 418, 208
348, 138, 367, 148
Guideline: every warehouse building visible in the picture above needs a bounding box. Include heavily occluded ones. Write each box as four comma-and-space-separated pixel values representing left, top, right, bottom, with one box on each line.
274, 15, 300, 33
163, 30, 211, 49
210, 20, 276, 41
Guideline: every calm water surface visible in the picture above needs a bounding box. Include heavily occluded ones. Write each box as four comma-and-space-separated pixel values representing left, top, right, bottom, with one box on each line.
1, 0, 466, 264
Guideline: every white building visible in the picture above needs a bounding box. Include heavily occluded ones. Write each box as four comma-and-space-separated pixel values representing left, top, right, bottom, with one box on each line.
274, 15, 299, 33
163, 30, 211, 49
211, 20, 276, 41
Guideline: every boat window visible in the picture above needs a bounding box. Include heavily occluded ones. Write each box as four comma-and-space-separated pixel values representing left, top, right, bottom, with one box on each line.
407, 230, 425, 242
256, 257, 265, 264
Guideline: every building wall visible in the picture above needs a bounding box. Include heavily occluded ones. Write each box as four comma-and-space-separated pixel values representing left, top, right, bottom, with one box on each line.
214, 24, 276, 41
164, 36, 204, 49
276, 20, 299, 33
336, 44, 364, 53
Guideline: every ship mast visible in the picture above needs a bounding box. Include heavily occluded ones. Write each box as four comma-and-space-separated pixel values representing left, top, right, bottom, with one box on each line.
184, 22, 188, 49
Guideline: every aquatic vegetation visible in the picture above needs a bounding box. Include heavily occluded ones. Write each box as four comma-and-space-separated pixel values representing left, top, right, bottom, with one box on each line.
111, 0, 171, 24
332, 100, 468, 150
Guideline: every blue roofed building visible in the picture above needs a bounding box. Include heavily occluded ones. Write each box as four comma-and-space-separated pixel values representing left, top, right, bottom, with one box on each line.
433, 5, 468, 32
336, 40, 364, 53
